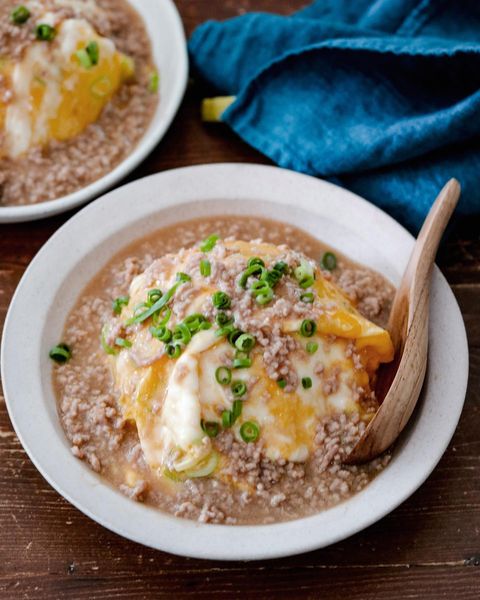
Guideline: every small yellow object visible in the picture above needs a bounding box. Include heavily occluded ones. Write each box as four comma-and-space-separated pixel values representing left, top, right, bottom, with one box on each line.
201, 96, 236, 122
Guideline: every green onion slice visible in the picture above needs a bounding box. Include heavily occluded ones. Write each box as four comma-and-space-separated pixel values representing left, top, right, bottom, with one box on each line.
184, 313, 208, 334
149, 325, 172, 342
300, 292, 315, 304
200, 259, 211, 277
294, 259, 315, 289
233, 351, 252, 369
222, 410, 233, 428
235, 333, 256, 353
165, 343, 182, 359
112, 295, 129, 314
49, 343, 71, 364
101, 324, 118, 355
215, 366, 232, 385
147, 288, 163, 305
215, 324, 235, 338
176, 272, 191, 283
231, 380, 247, 397
302, 376, 312, 389
36, 23, 56, 41
201, 420, 219, 438
240, 421, 260, 443
173, 322, 192, 345
200, 234, 219, 252
212, 291, 231, 309
247, 257, 265, 268
115, 337, 132, 349
232, 399, 243, 420
86, 40, 99, 65
148, 71, 159, 93
215, 311, 233, 327
151, 306, 171, 327
184, 451, 219, 478
306, 341, 319, 354
277, 378, 287, 389
239, 264, 265, 289
321, 252, 337, 271
227, 329, 243, 347
300, 319, 317, 337
126, 279, 182, 325
11, 5, 30, 24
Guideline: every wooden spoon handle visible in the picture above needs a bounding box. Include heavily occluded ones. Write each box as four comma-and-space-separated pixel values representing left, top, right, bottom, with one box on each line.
388, 179, 461, 350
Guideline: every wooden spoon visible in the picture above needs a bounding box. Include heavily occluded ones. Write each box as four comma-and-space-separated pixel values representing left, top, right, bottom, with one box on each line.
345, 178, 461, 464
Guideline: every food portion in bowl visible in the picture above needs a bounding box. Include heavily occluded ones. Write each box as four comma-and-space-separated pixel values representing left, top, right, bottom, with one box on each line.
53, 217, 396, 524
0, 0, 158, 206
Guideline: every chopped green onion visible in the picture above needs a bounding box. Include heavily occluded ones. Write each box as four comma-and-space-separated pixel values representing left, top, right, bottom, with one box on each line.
176, 272, 191, 283
273, 261, 288, 274
11, 5, 30, 24
115, 337, 132, 349
222, 410, 233, 428
233, 352, 252, 369
201, 420, 219, 438
148, 71, 160, 93
49, 343, 71, 364
200, 234, 219, 252
306, 341, 319, 354
76, 48, 93, 69
321, 252, 337, 271
151, 306, 171, 327
36, 24, 56, 41
200, 259, 211, 277
240, 421, 260, 443
215, 324, 235, 338
235, 333, 256, 353
86, 40, 99, 65
147, 288, 163, 305
239, 264, 265, 289
215, 311, 233, 327
300, 319, 317, 337
227, 329, 243, 347
166, 343, 182, 359
184, 451, 219, 478
300, 292, 315, 304
112, 295, 129, 314
231, 380, 247, 397
247, 257, 265, 268
215, 366, 232, 385
101, 325, 118, 355
294, 259, 315, 289
250, 280, 274, 305
183, 313, 208, 334
302, 377, 312, 389
212, 291, 231, 309
149, 325, 172, 342
232, 399, 243, 421
277, 378, 287, 389
126, 279, 182, 325
173, 322, 192, 345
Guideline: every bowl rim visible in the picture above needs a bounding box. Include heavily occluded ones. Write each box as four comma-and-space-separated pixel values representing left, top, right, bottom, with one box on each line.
0, 0, 188, 224
1, 163, 469, 560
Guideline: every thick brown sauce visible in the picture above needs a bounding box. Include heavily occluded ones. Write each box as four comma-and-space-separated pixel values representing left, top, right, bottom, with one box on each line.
53, 216, 395, 524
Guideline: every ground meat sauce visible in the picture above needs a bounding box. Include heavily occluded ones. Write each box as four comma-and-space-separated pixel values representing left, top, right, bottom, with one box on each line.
53, 217, 395, 524
0, 0, 157, 206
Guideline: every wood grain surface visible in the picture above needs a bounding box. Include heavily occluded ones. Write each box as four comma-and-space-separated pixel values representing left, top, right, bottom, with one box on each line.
0, 1, 479, 598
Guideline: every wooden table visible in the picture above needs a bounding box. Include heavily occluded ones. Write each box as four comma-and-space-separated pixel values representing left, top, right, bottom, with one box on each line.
1, 1, 479, 598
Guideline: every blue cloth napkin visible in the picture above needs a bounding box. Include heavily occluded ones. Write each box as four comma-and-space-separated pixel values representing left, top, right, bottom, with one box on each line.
189, 0, 480, 232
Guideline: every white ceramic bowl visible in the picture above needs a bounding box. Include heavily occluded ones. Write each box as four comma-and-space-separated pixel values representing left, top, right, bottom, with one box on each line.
1, 164, 469, 560
0, 0, 188, 223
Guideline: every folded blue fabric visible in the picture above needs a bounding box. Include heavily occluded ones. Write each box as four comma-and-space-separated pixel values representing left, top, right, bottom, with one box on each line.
189, 0, 480, 232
